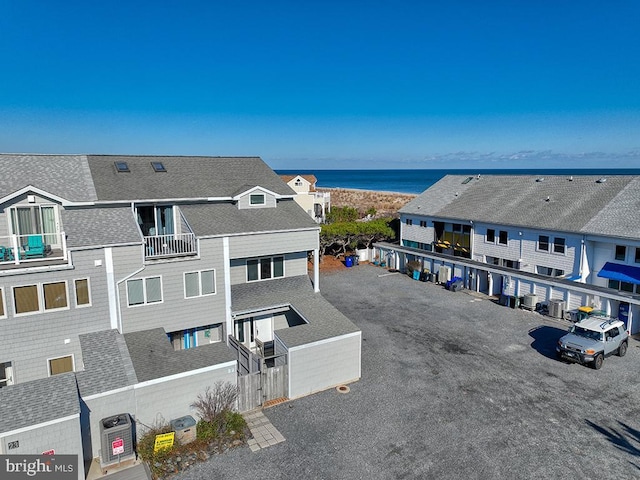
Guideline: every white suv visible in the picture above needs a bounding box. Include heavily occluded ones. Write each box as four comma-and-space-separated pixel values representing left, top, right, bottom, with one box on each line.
556, 316, 629, 369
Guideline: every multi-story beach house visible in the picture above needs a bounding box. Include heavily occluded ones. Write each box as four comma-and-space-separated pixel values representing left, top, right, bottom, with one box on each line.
375, 174, 640, 334
279, 174, 331, 223
0, 154, 360, 476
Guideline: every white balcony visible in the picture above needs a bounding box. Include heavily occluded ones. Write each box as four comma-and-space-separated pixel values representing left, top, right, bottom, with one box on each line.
144, 233, 197, 259
0, 233, 67, 268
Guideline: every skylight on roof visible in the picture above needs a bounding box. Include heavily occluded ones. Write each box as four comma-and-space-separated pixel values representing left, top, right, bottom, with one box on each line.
151, 161, 166, 172
115, 161, 130, 172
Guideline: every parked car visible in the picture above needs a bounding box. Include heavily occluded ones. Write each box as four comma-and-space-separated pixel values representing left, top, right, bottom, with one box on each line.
556, 316, 628, 369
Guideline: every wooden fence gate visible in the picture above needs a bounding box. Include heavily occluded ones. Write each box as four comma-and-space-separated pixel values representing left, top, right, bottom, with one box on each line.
229, 336, 288, 411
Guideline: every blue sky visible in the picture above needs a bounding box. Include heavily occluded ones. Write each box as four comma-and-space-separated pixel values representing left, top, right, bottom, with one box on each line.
1, 1, 639, 169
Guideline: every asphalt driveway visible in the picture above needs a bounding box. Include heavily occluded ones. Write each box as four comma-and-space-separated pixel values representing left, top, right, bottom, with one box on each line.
177, 264, 640, 479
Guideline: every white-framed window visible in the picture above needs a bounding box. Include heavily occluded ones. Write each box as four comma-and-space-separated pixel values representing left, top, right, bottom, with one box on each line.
486, 229, 495, 243
127, 276, 162, 306
553, 237, 566, 254
13, 281, 69, 316
406, 218, 413, 226
0, 361, 13, 388
419, 220, 427, 228
0, 288, 5, 319
9, 204, 61, 246
250, 194, 265, 205
294, 179, 303, 187
184, 270, 216, 298
247, 256, 285, 282
538, 235, 549, 252
536, 266, 564, 277
498, 230, 508, 245
74, 278, 91, 307
48, 354, 74, 376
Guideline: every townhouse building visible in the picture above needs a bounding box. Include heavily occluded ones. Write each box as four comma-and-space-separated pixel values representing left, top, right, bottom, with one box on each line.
0, 154, 360, 476
375, 174, 640, 334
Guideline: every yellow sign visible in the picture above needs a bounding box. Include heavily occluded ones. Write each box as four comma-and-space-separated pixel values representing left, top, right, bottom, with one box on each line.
153, 432, 175, 453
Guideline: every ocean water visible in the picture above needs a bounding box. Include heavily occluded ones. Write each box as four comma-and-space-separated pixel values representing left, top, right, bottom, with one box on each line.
276, 168, 640, 195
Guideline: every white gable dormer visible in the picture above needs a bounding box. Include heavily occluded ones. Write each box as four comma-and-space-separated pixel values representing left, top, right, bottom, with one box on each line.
234, 186, 278, 209
287, 175, 312, 194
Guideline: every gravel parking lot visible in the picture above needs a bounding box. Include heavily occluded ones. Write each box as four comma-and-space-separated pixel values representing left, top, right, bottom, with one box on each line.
177, 264, 640, 480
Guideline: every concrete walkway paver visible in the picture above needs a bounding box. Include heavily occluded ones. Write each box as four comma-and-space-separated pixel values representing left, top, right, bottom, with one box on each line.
242, 410, 285, 452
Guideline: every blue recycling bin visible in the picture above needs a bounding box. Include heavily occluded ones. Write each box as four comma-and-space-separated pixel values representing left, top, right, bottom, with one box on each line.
345, 256, 353, 268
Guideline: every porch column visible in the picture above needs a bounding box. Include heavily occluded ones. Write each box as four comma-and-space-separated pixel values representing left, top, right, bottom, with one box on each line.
313, 248, 320, 293
223, 237, 233, 344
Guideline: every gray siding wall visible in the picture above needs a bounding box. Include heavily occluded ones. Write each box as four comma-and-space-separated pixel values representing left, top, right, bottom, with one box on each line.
229, 251, 308, 286
237, 190, 277, 209
287, 332, 361, 399
229, 230, 318, 259
134, 363, 237, 427
0, 417, 84, 479
400, 215, 435, 245
84, 390, 137, 460
0, 249, 112, 384
473, 224, 580, 276
118, 239, 226, 334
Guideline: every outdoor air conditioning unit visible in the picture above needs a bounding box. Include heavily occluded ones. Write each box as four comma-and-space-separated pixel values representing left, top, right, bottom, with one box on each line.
522, 293, 538, 310
548, 299, 565, 319
438, 265, 452, 284
100, 414, 135, 466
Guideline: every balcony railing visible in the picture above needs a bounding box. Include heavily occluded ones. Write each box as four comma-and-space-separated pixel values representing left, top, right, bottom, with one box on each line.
145, 233, 197, 259
0, 233, 67, 267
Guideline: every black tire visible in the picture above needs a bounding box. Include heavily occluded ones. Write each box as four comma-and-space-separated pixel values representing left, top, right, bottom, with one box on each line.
593, 354, 604, 370
618, 341, 628, 357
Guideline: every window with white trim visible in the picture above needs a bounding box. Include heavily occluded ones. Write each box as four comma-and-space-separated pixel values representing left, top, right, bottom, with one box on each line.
536, 266, 564, 277
250, 194, 265, 205
74, 278, 91, 307
184, 270, 216, 298
498, 230, 508, 245
48, 355, 74, 376
538, 235, 549, 252
553, 237, 566, 254
0, 288, 5, 318
486, 229, 495, 243
127, 276, 162, 306
13, 282, 68, 315
615, 245, 626, 261
247, 256, 284, 282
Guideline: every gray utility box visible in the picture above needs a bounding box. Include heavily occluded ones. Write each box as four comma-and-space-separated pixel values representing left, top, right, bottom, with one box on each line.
170, 415, 197, 445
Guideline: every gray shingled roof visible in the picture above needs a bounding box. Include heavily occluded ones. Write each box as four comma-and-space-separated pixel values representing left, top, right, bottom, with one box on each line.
86, 155, 296, 201
0, 372, 80, 434
400, 175, 640, 239
231, 276, 360, 348
0, 154, 97, 202
62, 206, 142, 248
76, 330, 138, 397
124, 328, 236, 382
181, 199, 319, 237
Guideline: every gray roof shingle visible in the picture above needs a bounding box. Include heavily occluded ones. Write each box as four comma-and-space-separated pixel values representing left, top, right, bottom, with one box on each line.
0, 154, 97, 202
124, 328, 236, 382
231, 276, 360, 348
62, 207, 142, 248
181, 199, 319, 237
0, 372, 80, 433
76, 330, 138, 397
86, 155, 296, 201
400, 174, 640, 239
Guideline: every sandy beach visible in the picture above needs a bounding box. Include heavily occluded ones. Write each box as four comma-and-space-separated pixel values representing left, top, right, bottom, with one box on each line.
316, 187, 416, 217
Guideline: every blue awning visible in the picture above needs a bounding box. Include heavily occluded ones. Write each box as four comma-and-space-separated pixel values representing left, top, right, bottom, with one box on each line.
597, 262, 640, 285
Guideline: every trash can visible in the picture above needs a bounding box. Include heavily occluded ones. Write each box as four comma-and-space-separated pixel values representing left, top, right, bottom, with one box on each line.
170, 415, 197, 445
412, 270, 420, 280
345, 256, 353, 268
